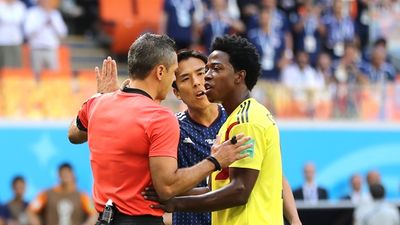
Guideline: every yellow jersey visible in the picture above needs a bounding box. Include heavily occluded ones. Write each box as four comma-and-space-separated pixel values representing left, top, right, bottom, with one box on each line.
211, 98, 283, 225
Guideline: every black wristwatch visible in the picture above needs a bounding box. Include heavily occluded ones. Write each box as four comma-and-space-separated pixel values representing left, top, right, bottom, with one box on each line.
206, 156, 222, 171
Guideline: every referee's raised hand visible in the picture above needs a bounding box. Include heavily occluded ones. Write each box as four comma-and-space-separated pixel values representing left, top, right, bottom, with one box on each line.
96, 56, 119, 93
210, 133, 252, 169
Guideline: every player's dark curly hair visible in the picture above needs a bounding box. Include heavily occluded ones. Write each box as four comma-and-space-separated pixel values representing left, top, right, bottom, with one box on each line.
211, 35, 261, 91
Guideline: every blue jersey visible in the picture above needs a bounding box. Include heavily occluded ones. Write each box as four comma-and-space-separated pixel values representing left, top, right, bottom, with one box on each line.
173, 105, 227, 225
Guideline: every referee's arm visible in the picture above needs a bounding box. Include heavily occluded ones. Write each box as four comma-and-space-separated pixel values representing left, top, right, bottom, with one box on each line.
68, 116, 88, 144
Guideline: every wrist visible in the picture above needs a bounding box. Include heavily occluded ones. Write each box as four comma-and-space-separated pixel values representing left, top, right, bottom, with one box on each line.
206, 156, 221, 171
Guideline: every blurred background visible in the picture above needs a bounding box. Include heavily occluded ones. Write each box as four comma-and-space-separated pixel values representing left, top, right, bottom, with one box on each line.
1, 0, 400, 224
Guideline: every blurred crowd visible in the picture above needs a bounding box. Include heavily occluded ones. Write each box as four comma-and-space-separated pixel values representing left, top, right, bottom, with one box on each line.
0, 163, 97, 225
1, 0, 400, 120
0, 162, 398, 225
161, 0, 400, 119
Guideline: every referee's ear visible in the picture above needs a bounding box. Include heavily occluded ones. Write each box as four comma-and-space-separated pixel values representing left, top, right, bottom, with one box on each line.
173, 86, 181, 100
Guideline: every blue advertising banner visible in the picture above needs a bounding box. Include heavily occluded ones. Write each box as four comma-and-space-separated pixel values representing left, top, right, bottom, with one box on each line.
1, 121, 399, 202
280, 122, 400, 200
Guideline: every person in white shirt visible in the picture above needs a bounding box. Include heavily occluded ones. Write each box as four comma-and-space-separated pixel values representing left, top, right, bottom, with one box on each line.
0, 0, 26, 68
24, 0, 67, 80
341, 173, 371, 205
354, 183, 400, 225
293, 162, 329, 204
282, 51, 326, 116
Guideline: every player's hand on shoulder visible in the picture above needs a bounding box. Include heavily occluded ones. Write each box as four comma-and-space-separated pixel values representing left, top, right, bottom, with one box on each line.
211, 133, 253, 168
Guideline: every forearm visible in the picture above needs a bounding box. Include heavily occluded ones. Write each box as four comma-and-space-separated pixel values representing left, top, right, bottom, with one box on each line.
152, 158, 215, 200
173, 181, 247, 212
179, 187, 210, 196
283, 177, 302, 225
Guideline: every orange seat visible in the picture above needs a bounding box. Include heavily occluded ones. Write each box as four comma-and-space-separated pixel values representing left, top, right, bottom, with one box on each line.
99, 0, 163, 54
0, 68, 34, 79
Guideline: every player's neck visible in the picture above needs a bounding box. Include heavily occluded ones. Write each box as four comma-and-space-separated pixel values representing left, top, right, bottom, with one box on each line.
187, 104, 219, 127
222, 87, 251, 115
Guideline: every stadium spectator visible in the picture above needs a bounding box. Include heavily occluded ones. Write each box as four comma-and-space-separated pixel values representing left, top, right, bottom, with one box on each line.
354, 0, 370, 53
282, 51, 325, 117
0, 0, 26, 68
341, 173, 371, 205
366, 170, 382, 187
236, 0, 259, 27
332, 42, 366, 118
160, 0, 198, 50
333, 42, 365, 85
353, 183, 400, 225
247, 7, 286, 80
6, 176, 29, 225
201, 0, 245, 52
260, 0, 293, 58
68, 33, 251, 225
294, 162, 329, 204
24, 0, 68, 81
362, 46, 396, 83
316, 52, 334, 85
321, 0, 355, 59
292, 0, 324, 66
27, 163, 97, 225
145, 35, 286, 225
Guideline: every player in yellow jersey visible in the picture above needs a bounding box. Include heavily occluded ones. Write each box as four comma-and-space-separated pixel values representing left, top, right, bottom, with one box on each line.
145, 35, 287, 225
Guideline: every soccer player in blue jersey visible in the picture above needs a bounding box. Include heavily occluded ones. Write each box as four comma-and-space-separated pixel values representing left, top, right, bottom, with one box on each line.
171, 50, 227, 225
95, 50, 301, 225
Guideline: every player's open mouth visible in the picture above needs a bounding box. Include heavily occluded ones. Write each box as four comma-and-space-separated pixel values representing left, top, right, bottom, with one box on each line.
196, 91, 206, 97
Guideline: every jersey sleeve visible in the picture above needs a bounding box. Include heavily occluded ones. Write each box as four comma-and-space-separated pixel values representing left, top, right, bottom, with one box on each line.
28, 191, 48, 213
80, 193, 96, 215
77, 94, 101, 131
227, 123, 265, 171
147, 109, 180, 158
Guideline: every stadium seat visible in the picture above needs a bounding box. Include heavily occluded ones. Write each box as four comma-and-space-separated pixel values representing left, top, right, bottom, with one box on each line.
99, 0, 163, 54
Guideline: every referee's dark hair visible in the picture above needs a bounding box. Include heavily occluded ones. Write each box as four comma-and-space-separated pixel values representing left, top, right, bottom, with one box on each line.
172, 49, 208, 90
211, 35, 261, 91
128, 33, 176, 80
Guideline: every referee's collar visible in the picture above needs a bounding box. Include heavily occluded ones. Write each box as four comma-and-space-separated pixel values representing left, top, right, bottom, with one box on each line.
121, 86, 153, 100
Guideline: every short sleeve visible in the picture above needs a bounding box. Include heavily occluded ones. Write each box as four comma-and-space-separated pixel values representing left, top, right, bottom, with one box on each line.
28, 192, 48, 213
147, 110, 180, 158
80, 193, 96, 215
228, 123, 265, 171
77, 94, 101, 131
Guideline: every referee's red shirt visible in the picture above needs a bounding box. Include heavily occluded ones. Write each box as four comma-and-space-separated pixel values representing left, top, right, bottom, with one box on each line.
77, 87, 179, 216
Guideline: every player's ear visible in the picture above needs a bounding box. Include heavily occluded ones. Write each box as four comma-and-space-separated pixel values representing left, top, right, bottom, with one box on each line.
173, 87, 181, 100
234, 70, 246, 84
